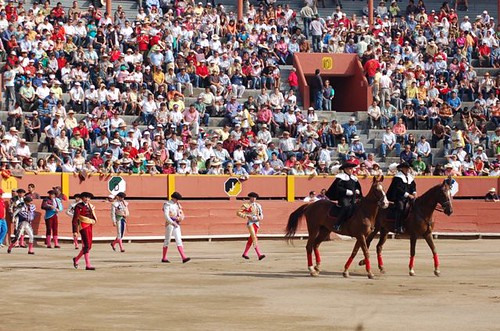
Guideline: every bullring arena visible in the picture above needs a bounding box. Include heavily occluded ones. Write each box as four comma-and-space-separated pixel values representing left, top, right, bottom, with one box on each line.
1, 0, 500, 327
2, 174, 500, 330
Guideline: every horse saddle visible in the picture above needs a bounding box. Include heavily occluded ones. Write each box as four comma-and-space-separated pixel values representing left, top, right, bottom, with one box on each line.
387, 203, 412, 226
327, 201, 342, 220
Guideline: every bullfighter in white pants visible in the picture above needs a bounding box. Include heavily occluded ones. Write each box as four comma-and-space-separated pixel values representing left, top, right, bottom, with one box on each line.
7, 196, 36, 254
111, 192, 129, 253
162, 191, 190, 264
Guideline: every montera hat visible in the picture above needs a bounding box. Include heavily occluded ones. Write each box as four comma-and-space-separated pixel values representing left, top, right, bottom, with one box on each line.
171, 191, 183, 200
80, 192, 94, 198
248, 192, 259, 198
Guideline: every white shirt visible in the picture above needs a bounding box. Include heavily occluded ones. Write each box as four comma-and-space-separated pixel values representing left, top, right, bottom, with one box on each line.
141, 100, 158, 114
16, 145, 31, 158
382, 131, 396, 145
163, 200, 183, 225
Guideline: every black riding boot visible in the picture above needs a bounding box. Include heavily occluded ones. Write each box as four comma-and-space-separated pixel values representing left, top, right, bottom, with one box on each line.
394, 211, 404, 234
333, 208, 347, 232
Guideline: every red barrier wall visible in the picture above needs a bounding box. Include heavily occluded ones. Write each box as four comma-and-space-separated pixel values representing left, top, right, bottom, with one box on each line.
2, 175, 500, 200
175, 175, 287, 199
293, 176, 500, 199
67, 174, 170, 198
16, 199, 500, 240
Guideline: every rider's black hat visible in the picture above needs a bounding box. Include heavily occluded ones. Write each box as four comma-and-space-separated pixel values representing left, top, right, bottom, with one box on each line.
339, 162, 357, 170
397, 162, 411, 169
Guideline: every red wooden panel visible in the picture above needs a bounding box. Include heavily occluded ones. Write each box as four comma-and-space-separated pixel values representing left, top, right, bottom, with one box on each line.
67, 174, 169, 198
175, 175, 287, 198
9, 200, 500, 239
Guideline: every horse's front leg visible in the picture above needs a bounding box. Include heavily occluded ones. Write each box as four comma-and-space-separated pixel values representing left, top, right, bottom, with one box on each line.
359, 235, 374, 279
359, 226, 378, 266
409, 235, 417, 276
376, 227, 390, 274
424, 233, 440, 277
343, 240, 360, 278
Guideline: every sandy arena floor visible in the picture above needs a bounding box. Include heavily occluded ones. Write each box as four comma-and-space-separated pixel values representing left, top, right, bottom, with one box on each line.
1, 238, 499, 331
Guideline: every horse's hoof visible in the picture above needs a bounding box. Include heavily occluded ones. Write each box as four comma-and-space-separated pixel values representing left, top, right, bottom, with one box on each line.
434, 269, 441, 277
314, 264, 321, 273
358, 259, 365, 266
367, 272, 375, 279
379, 267, 386, 274
409, 269, 416, 276
343, 271, 349, 278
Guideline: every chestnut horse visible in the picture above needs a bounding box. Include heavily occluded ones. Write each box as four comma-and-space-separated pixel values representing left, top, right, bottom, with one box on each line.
359, 178, 454, 276
285, 175, 389, 279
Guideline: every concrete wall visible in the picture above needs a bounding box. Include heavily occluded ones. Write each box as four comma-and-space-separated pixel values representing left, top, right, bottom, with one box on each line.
293, 53, 372, 111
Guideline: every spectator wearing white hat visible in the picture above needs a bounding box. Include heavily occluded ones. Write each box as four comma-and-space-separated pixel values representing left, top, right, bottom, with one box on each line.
84, 85, 99, 113
69, 82, 85, 113
485, 188, 499, 202
472, 146, 489, 164
35, 79, 50, 101
15, 138, 31, 162
342, 117, 358, 144
257, 124, 273, 144
4, 126, 19, 147
140, 93, 158, 126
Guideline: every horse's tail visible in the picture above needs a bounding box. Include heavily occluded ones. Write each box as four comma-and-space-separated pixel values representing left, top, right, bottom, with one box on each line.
285, 204, 309, 243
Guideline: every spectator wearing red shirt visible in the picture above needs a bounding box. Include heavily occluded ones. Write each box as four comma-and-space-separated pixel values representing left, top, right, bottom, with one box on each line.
73, 121, 90, 151
90, 153, 104, 169
346, 153, 361, 167
287, 68, 299, 93
51, 2, 66, 20
149, 32, 162, 46
196, 60, 210, 87
51, 25, 66, 42
123, 143, 139, 159
137, 32, 150, 53
222, 136, 238, 155
5, 2, 17, 22
363, 57, 380, 85
478, 42, 491, 67
73, 122, 89, 140
162, 160, 176, 174
6, 52, 18, 67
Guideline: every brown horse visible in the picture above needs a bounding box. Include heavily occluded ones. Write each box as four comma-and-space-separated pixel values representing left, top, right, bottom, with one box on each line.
359, 177, 454, 276
285, 175, 389, 279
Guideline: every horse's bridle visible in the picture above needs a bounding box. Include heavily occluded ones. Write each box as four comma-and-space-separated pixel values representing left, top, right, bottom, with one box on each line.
435, 189, 452, 213
374, 184, 388, 208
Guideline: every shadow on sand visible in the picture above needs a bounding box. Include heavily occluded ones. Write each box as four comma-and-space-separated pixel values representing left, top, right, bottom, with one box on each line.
216, 270, 371, 279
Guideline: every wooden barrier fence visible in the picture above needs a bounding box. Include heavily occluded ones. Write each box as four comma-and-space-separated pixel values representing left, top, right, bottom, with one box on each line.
2, 174, 499, 243
3, 200, 500, 243
3, 174, 500, 200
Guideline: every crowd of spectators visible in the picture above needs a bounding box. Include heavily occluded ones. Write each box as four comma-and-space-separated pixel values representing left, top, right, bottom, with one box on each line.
0, 0, 499, 178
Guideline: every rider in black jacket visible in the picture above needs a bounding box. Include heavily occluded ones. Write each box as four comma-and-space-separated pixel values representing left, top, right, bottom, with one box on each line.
326, 162, 362, 231
387, 161, 417, 233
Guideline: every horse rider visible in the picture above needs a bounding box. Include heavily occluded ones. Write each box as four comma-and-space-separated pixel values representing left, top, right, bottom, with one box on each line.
387, 161, 417, 234
326, 162, 362, 231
